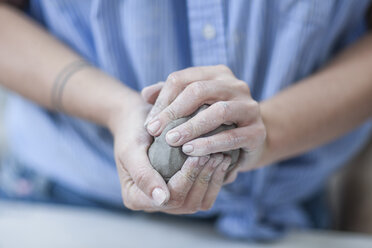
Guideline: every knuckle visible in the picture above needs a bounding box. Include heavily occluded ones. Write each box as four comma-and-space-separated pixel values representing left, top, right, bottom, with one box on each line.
165, 106, 178, 120
214, 153, 224, 164
201, 202, 213, 211
167, 72, 179, 84
203, 138, 215, 152
152, 101, 170, 119
249, 100, 260, 111
184, 121, 198, 138
198, 173, 212, 185
187, 81, 206, 98
183, 169, 198, 183
215, 168, 227, 183
133, 168, 150, 191
215, 101, 230, 122
171, 194, 186, 208
226, 130, 240, 145
187, 114, 211, 138
166, 72, 184, 92
212, 174, 225, 188
245, 100, 260, 116
226, 129, 246, 148
235, 80, 250, 93
216, 64, 232, 74
154, 100, 167, 111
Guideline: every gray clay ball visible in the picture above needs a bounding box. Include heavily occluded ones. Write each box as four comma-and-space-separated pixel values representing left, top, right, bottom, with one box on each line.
148, 105, 240, 181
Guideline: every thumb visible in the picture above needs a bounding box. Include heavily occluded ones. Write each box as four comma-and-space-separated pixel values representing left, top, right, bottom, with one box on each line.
123, 148, 170, 206
141, 82, 164, 105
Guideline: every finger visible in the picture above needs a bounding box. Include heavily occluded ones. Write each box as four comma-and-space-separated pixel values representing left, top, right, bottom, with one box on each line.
182, 123, 266, 156
145, 78, 185, 133
141, 82, 165, 105
151, 81, 239, 137
146, 65, 233, 134
165, 65, 234, 88
166, 155, 209, 208
182, 153, 224, 211
201, 155, 231, 211
223, 152, 246, 185
117, 164, 156, 210
165, 101, 257, 146
224, 169, 239, 185
118, 147, 170, 207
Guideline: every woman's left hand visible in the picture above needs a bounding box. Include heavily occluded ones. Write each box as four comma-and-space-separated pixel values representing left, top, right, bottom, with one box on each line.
142, 65, 267, 184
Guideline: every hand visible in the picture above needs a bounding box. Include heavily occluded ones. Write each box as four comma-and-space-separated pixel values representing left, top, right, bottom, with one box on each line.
108, 96, 171, 210
108, 94, 231, 214
142, 65, 267, 183
163, 153, 232, 214
141, 82, 235, 214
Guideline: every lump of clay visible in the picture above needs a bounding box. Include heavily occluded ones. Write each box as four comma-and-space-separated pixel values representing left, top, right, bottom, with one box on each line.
148, 105, 240, 181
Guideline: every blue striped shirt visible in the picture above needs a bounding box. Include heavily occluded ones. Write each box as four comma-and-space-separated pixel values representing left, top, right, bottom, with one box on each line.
4, 0, 372, 240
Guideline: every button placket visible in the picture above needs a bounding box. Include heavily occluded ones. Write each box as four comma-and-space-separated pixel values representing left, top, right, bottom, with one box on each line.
187, 0, 227, 66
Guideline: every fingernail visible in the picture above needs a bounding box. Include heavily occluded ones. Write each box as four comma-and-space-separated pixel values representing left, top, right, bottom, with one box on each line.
182, 144, 194, 153
147, 120, 160, 134
152, 188, 167, 206
166, 131, 180, 144
199, 155, 210, 166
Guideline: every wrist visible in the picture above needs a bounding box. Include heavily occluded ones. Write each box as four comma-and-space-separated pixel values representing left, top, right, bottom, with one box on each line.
105, 88, 143, 135
59, 64, 143, 131
238, 102, 277, 172
253, 100, 281, 167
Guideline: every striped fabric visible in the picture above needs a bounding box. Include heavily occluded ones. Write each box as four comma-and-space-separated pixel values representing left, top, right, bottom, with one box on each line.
4, 0, 372, 240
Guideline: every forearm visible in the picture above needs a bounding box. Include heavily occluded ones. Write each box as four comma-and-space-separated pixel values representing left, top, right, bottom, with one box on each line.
255, 33, 372, 168
0, 4, 140, 128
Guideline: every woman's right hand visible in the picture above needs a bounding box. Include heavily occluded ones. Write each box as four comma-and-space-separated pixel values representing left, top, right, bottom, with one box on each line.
108, 95, 172, 210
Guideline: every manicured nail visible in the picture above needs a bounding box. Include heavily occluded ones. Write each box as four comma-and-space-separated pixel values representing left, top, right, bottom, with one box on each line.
152, 188, 167, 206
182, 144, 194, 154
166, 131, 180, 144
199, 155, 210, 166
147, 120, 160, 134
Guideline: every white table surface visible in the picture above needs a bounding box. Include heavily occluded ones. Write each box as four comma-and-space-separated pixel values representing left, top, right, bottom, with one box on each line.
1, 200, 372, 248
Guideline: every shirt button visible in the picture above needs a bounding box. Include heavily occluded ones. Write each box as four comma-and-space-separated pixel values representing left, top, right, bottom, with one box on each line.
203, 24, 216, 40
